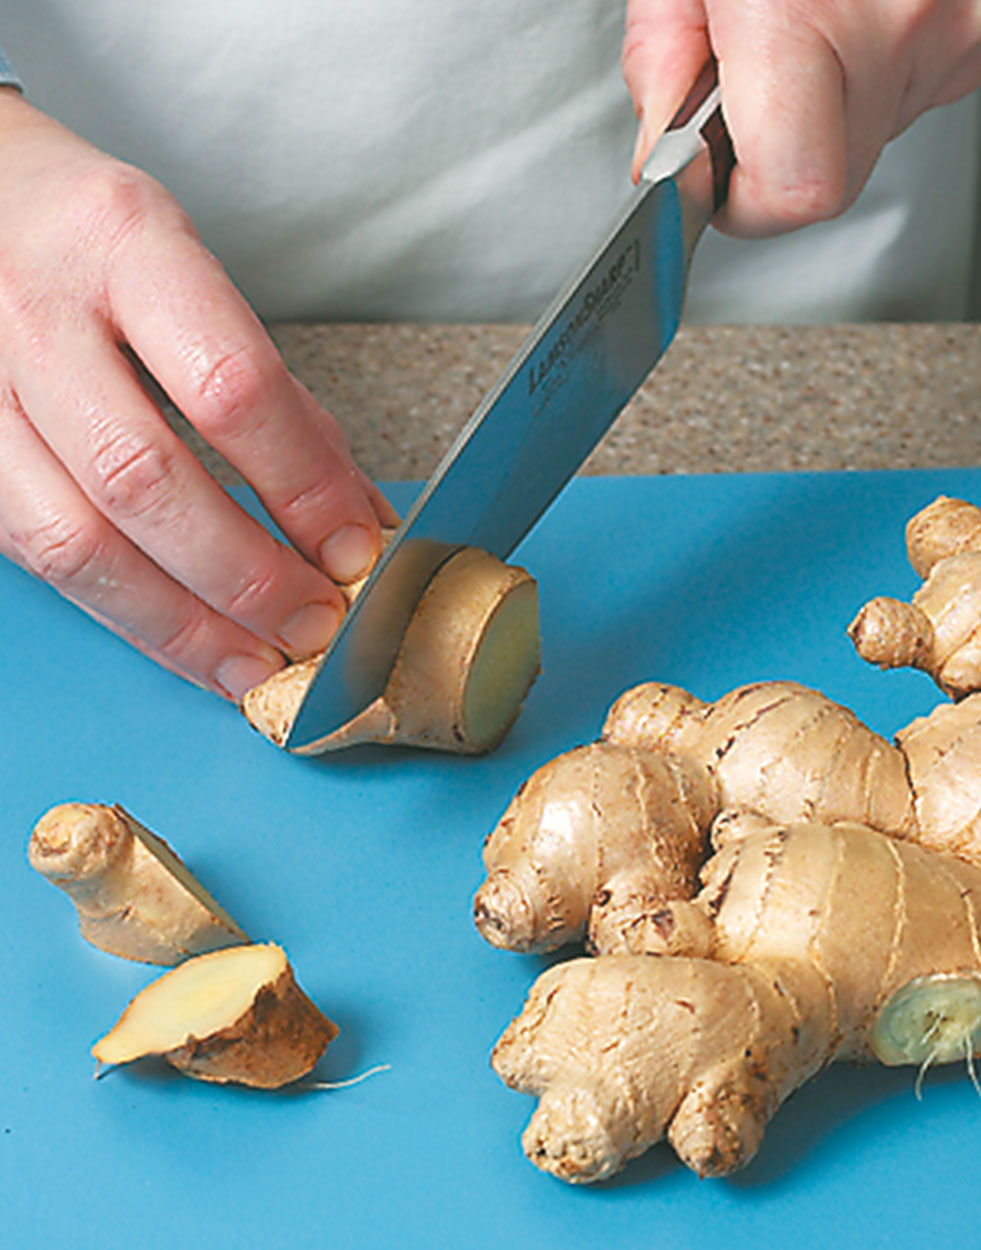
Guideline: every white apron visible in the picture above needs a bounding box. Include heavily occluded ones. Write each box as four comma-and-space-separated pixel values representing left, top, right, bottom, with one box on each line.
3, 0, 978, 323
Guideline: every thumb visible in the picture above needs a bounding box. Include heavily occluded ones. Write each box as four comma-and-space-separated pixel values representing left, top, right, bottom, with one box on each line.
622, 0, 713, 182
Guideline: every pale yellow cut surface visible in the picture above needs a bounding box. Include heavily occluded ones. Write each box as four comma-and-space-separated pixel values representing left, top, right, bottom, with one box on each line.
462, 581, 541, 749
93, 943, 287, 1065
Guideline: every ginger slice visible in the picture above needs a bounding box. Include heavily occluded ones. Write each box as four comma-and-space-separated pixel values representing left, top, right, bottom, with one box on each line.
93, 943, 338, 1088
29, 802, 249, 965
243, 546, 541, 754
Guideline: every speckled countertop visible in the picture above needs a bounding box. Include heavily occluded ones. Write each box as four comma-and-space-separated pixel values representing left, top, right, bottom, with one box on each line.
178, 324, 980, 483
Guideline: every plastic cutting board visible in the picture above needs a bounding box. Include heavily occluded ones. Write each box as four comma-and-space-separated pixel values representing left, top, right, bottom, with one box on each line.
3, 469, 981, 1250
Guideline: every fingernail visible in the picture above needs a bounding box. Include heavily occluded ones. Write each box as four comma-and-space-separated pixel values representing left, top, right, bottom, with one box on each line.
631, 113, 654, 183
319, 524, 376, 584
278, 601, 342, 657
215, 653, 282, 701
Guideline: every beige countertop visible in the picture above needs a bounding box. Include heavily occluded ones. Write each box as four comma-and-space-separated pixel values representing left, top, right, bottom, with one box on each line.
176, 323, 980, 483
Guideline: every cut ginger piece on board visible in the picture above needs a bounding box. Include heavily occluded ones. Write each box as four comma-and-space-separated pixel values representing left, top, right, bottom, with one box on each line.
243, 546, 541, 754
93, 943, 338, 1088
28, 802, 249, 965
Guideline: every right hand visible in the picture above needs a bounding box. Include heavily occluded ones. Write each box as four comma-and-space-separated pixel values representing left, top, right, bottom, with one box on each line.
623, 0, 981, 237
0, 88, 396, 700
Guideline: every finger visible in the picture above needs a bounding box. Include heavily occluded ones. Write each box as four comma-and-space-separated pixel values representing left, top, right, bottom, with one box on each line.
705, 8, 851, 236
0, 389, 286, 700
106, 218, 384, 584
622, 0, 712, 181
357, 471, 401, 528
892, 4, 981, 127
295, 386, 401, 527
13, 328, 349, 659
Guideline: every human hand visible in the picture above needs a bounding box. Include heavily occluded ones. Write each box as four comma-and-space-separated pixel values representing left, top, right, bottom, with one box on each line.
0, 89, 396, 700
623, 0, 981, 236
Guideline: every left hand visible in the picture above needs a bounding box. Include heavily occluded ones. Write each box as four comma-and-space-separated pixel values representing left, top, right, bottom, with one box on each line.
622, 0, 981, 236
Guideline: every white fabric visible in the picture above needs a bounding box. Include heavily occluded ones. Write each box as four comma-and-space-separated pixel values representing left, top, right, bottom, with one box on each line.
3, 0, 978, 323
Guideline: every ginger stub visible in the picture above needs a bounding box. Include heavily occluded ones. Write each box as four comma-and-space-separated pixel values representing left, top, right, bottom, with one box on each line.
242, 546, 541, 755
29, 802, 248, 964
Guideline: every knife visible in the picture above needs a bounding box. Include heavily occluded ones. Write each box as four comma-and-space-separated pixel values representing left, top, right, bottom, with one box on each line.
286, 74, 735, 752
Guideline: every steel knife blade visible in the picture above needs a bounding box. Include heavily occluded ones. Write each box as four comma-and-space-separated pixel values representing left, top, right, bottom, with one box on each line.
286, 83, 733, 752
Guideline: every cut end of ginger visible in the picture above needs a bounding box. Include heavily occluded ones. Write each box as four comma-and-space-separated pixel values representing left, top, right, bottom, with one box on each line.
459, 576, 541, 751
93, 942, 337, 1087
241, 546, 541, 756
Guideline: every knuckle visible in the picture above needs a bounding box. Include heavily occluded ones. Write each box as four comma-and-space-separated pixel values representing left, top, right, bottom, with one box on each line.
776, 177, 846, 227
154, 603, 213, 668
223, 562, 283, 620
277, 473, 345, 527
191, 347, 280, 440
67, 163, 176, 253
13, 513, 110, 589
86, 430, 179, 522
751, 169, 847, 230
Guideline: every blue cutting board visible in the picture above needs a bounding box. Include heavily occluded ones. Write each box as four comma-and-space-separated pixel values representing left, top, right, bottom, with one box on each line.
4, 470, 981, 1249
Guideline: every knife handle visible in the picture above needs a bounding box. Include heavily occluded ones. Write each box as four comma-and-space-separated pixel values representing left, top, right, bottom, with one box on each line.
642, 62, 735, 215
699, 102, 734, 213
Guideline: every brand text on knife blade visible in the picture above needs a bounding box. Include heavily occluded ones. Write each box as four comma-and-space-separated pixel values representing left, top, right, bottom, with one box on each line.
527, 237, 641, 396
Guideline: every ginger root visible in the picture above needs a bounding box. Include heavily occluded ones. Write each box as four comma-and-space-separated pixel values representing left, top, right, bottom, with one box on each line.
242, 546, 541, 754
493, 819, 981, 1182
475, 680, 919, 956
850, 496, 981, 698
480, 495, 981, 1183
93, 943, 337, 1088
474, 741, 716, 954
29, 803, 248, 964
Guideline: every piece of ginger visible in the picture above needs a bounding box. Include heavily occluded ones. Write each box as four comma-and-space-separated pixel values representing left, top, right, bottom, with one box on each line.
850, 495, 981, 699
29, 802, 248, 965
242, 546, 541, 755
474, 740, 715, 954
475, 680, 916, 957
93, 942, 337, 1088
493, 819, 981, 1182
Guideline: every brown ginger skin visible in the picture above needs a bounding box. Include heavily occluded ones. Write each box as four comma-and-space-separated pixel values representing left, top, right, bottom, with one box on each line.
163, 961, 337, 1088
493, 819, 981, 1182
603, 680, 914, 835
29, 803, 248, 964
850, 496, 981, 699
905, 495, 981, 578
894, 691, 981, 862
